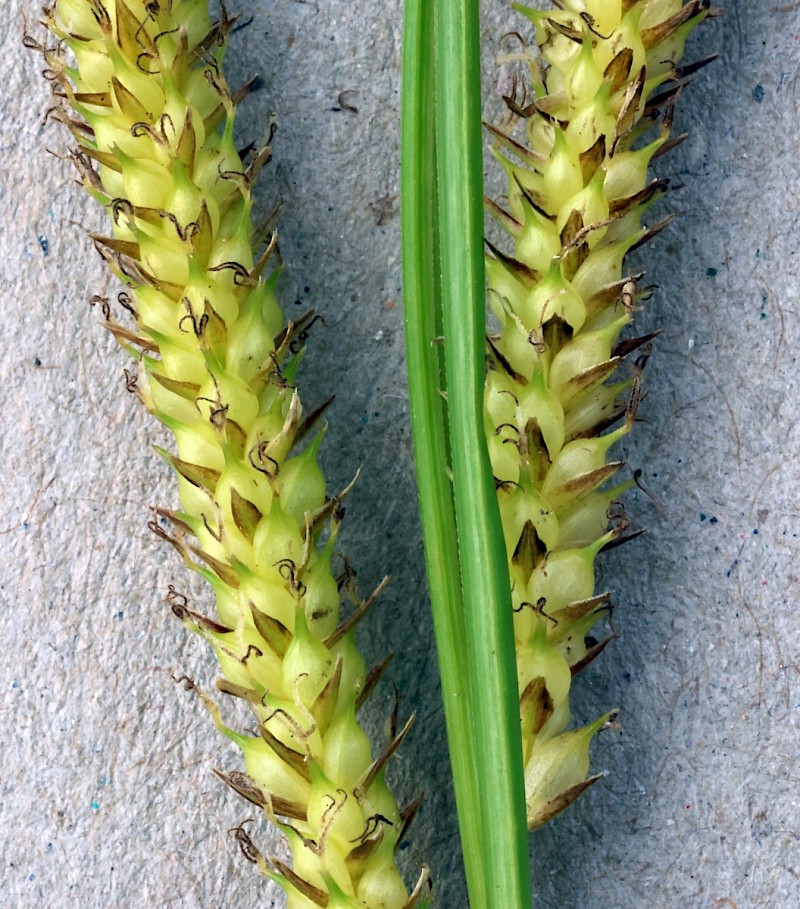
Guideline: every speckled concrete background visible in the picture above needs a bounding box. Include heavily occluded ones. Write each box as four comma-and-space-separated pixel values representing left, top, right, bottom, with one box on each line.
2, 2, 799, 908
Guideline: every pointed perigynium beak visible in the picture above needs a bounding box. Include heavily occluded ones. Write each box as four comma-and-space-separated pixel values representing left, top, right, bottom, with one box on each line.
485, 0, 715, 829
35, 1, 428, 905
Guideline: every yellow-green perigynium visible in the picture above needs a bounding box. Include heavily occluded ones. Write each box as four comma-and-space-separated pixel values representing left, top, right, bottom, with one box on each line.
37, 2, 427, 906
485, 0, 714, 829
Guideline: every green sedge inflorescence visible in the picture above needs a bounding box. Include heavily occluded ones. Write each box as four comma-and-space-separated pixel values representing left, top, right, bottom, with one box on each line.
484, 0, 715, 829
33, 2, 428, 906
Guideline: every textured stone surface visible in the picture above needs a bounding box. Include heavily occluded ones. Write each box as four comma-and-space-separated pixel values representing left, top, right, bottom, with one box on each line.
2, 2, 798, 908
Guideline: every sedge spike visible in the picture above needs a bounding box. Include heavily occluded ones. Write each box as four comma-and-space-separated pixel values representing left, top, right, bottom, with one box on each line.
35, 2, 428, 906
485, 0, 716, 829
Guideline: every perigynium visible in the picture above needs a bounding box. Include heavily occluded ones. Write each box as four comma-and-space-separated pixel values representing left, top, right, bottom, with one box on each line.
484, 0, 716, 829
31, 1, 428, 906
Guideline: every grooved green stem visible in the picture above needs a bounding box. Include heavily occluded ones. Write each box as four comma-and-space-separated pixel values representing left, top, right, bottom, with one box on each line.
433, 1, 531, 906
400, 2, 485, 907
402, 0, 533, 906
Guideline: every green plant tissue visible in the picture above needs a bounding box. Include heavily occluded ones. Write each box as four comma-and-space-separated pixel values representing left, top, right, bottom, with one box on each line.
1, 1, 798, 907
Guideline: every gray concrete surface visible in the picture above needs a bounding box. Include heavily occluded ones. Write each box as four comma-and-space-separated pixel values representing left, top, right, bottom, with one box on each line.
2, 2, 798, 907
